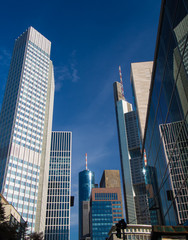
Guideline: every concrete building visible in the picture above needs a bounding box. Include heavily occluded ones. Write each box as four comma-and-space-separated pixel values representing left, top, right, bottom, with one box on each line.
130, 62, 153, 142
79, 168, 95, 240
113, 82, 150, 224
142, 0, 188, 225
0, 27, 54, 232
108, 224, 152, 240
90, 170, 124, 240
45, 131, 72, 240
0, 193, 26, 228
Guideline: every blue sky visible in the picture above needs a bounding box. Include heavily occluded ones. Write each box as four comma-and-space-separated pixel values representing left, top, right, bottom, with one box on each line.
0, 0, 161, 238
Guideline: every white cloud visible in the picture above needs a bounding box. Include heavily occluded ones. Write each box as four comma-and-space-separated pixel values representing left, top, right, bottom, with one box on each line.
54, 50, 79, 91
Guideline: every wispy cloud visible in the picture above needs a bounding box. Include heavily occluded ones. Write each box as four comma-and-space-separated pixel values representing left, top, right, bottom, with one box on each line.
54, 50, 80, 91
0, 48, 11, 66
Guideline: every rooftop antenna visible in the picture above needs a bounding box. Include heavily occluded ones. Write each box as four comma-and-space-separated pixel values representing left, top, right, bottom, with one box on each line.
85, 153, 88, 170
144, 150, 147, 166
119, 66, 125, 97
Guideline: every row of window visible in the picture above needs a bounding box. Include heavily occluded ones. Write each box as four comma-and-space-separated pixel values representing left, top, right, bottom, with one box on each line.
7, 168, 39, 182
8, 162, 39, 176
95, 192, 118, 200
10, 155, 39, 169
13, 139, 41, 153
7, 177, 38, 190
22, 75, 47, 96
28, 40, 50, 58
15, 115, 43, 137
14, 126, 42, 142
6, 193, 37, 204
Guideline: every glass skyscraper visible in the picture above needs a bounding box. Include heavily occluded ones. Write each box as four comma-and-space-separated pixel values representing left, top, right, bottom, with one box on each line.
0, 27, 54, 232
79, 169, 95, 240
143, 0, 188, 225
113, 81, 150, 224
45, 131, 72, 240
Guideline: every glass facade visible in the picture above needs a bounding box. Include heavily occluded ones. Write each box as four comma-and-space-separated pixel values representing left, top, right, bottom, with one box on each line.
143, 166, 163, 225
91, 190, 123, 240
45, 131, 72, 240
0, 27, 54, 231
91, 201, 113, 240
114, 82, 150, 224
143, 0, 188, 225
79, 170, 95, 240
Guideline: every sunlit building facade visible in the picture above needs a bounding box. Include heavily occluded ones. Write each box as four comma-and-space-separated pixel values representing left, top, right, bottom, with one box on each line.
45, 131, 72, 240
143, 0, 188, 225
0, 27, 54, 232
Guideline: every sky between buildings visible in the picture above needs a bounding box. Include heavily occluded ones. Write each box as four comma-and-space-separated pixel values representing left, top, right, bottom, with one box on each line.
0, 0, 161, 238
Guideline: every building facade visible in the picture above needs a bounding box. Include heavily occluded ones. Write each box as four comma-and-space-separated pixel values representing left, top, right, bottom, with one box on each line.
79, 169, 95, 240
131, 61, 162, 225
91, 170, 124, 240
108, 224, 152, 240
143, 0, 188, 225
113, 82, 150, 224
113, 82, 136, 224
0, 27, 54, 232
45, 131, 72, 240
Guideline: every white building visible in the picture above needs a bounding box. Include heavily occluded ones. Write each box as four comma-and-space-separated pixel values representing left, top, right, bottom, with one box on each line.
0, 27, 54, 233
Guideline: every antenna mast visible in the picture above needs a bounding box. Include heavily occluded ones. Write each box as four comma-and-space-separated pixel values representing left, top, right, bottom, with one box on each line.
85, 153, 88, 170
119, 66, 125, 97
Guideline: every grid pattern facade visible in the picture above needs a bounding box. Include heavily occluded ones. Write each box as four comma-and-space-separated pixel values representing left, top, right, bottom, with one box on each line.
143, 0, 188, 225
45, 131, 72, 240
159, 121, 188, 224
0, 27, 54, 231
91, 189, 123, 240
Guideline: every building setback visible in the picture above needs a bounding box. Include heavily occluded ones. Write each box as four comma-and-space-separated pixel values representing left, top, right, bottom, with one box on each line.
0, 26, 54, 232
142, 0, 188, 225
45, 131, 72, 240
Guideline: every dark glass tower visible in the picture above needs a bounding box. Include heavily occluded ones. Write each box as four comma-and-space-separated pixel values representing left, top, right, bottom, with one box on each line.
143, 0, 188, 225
79, 169, 95, 240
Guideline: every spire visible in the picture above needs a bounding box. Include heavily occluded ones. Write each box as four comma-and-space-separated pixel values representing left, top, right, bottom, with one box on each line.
85, 153, 88, 170
119, 66, 125, 97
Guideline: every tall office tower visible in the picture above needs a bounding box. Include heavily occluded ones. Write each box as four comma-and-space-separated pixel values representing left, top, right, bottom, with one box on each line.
113, 81, 150, 224
130, 62, 153, 141
142, 0, 188, 225
90, 170, 124, 240
45, 131, 72, 240
113, 81, 136, 224
131, 62, 162, 225
79, 166, 95, 240
0, 27, 54, 232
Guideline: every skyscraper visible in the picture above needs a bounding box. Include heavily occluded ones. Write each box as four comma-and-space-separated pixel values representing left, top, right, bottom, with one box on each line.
131, 61, 162, 225
113, 80, 150, 224
0, 27, 54, 232
113, 81, 136, 224
130, 61, 153, 141
142, 0, 188, 225
90, 170, 124, 240
79, 165, 95, 240
45, 131, 72, 240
